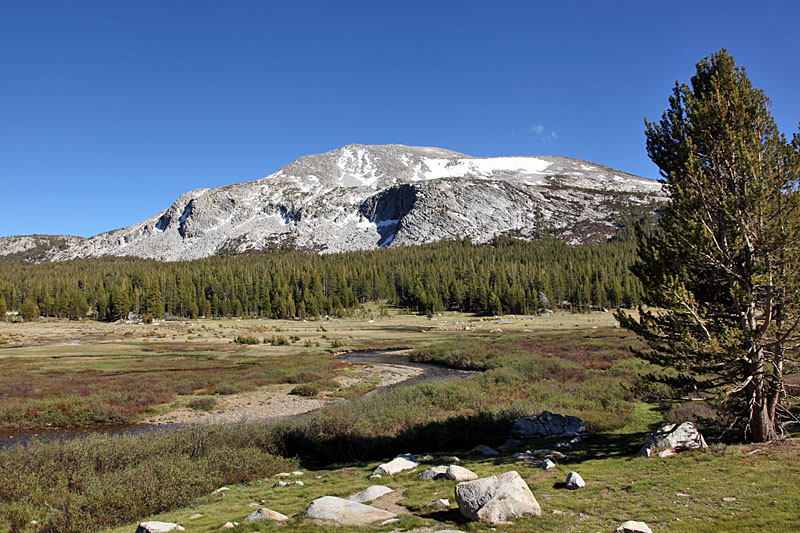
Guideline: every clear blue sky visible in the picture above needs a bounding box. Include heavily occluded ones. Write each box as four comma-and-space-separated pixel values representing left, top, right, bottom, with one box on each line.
1, 0, 798, 238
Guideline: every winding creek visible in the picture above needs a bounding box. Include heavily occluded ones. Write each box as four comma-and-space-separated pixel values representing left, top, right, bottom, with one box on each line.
0, 349, 474, 450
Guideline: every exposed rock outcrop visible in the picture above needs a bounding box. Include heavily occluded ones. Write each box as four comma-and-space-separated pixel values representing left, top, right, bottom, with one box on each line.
304, 496, 397, 525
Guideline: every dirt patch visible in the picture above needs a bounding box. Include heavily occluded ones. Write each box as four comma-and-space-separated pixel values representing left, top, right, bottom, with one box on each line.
144, 362, 422, 425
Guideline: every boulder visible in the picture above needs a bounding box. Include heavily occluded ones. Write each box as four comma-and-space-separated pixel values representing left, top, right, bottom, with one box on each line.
638, 421, 707, 457
304, 496, 397, 526
469, 445, 500, 457
245, 508, 288, 522
565, 471, 585, 490
616, 520, 653, 533
540, 459, 557, 470
419, 466, 449, 480
136, 523, 185, 533
445, 465, 478, 481
510, 411, 586, 439
442, 455, 461, 463
347, 485, 394, 503
454, 470, 541, 524
374, 453, 420, 475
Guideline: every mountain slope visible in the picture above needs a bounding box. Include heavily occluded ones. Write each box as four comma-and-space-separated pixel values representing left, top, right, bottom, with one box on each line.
2, 144, 664, 262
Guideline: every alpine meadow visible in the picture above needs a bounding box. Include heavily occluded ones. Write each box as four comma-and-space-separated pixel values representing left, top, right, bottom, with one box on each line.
2, 30, 800, 533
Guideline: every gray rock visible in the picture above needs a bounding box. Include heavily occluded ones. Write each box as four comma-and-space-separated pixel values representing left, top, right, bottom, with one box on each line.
638, 421, 707, 457
510, 411, 586, 439
469, 444, 500, 457
219, 523, 237, 530
347, 485, 394, 503
455, 470, 542, 524
374, 453, 419, 475
304, 496, 397, 526
616, 520, 653, 533
504, 438, 522, 447
369, 473, 382, 480
431, 498, 451, 507
441, 455, 461, 464
136, 523, 185, 533
245, 508, 288, 522
565, 471, 585, 490
540, 458, 557, 470
445, 465, 478, 481
419, 466, 449, 480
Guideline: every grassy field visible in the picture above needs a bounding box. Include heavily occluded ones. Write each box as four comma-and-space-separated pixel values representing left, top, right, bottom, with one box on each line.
0, 309, 624, 429
1, 310, 798, 532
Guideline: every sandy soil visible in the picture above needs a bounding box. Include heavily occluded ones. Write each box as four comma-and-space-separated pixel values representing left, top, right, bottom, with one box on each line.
144, 362, 421, 425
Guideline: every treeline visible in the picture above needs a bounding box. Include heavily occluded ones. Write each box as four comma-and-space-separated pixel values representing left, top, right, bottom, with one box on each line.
0, 237, 644, 321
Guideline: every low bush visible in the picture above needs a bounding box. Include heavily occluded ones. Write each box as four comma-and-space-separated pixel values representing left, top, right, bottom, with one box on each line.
233, 335, 260, 345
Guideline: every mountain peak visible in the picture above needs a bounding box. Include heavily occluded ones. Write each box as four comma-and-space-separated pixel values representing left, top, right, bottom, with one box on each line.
1, 145, 663, 263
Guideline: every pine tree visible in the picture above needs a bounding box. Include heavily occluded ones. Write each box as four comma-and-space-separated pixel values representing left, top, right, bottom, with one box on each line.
0, 297, 6, 322
619, 50, 800, 442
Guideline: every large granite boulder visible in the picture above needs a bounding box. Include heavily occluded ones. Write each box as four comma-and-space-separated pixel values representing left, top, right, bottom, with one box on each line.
454, 471, 541, 524
347, 485, 394, 503
136, 523, 185, 533
638, 421, 707, 457
304, 496, 397, 525
374, 453, 420, 475
510, 411, 586, 439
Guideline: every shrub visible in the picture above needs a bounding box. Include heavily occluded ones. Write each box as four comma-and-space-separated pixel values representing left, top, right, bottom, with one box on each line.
186, 397, 217, 411
234, 335, 259, 345
289, 383, 320, 397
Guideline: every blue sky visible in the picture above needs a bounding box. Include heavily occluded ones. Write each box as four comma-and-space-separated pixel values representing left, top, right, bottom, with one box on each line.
1, 1, 798, 238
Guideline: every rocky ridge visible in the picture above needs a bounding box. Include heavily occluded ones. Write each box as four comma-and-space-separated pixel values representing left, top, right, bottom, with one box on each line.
0, 144, 664, 262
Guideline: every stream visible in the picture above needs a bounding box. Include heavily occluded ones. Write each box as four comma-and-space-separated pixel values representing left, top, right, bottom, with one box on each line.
0, 349, 474, 450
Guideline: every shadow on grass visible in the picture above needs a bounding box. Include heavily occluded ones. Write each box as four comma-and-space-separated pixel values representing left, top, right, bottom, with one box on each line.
418, 508, 469, 523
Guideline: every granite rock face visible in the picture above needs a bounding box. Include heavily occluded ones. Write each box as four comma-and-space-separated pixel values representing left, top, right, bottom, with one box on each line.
4, 144, 663, 263
509, 412, 587, 439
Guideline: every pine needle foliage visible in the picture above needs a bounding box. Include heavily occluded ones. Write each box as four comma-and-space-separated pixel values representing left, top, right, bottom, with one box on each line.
618, 49, 800, 442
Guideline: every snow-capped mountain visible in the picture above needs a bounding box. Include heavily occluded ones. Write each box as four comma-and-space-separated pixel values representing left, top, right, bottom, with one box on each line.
0, 144, 664, 262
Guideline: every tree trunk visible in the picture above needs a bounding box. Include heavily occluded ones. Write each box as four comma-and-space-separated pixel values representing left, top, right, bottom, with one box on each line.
747, 358, 777, 442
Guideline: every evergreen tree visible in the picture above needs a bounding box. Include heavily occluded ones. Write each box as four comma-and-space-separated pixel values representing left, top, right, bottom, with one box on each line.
20, 298, 39, 322
0, 296, 6, 321
619, 50, 800, 442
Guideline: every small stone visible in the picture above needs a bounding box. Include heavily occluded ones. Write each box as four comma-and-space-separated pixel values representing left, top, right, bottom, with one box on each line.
420, 466, 449, 480
550, 451, 568, 461
552, 509, 565, 515
292, 471, 304, 476
469, 445, 500, 457
369, 474, 382, 480
245, 508, 289, 522
658, 449, 676, 458
136, 522, 186, 533
540, 459, 557, 470
188, 514, 203, 520
565, 471, 585, 490
616, 520, 652, 533
373, 453, 420, 475
445, 465, 479, 481
555, 442, 572, 449
431, 498, 451, 507
212, 487, 230, 494
275, 472, 291, 478
220, 522, 236, 530
272, 480, 288, 487
418, 454, 435, 463
442, 455, 461, 464
723, 497, 738, 502
291, 480, 304, 486
347, 485, 394, 503
380, 518, 401, 526
675, 492, 690, 497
